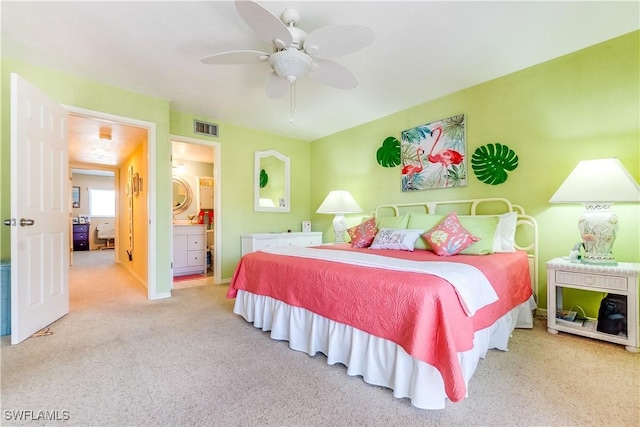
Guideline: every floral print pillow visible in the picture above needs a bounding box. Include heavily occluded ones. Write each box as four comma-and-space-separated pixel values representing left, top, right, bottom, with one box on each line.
369, 228, 423, 251
423, 212, 480, 256
347, 217, 377, 248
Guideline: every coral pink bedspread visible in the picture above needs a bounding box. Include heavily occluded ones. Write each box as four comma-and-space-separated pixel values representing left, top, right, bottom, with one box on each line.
228, 245, 532, 402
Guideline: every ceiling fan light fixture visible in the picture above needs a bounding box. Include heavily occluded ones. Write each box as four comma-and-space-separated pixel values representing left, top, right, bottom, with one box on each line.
269, 50, 312, 80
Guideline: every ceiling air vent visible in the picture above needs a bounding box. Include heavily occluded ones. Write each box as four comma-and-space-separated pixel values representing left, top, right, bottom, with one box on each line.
193, 120, 218, 137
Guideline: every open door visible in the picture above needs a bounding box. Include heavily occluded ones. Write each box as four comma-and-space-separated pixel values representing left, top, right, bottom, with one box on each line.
7, 73, 69, 344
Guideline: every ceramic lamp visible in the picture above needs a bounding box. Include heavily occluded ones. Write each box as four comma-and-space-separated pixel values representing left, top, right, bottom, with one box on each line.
316, 190, 362, 243
549, 158, 640, 265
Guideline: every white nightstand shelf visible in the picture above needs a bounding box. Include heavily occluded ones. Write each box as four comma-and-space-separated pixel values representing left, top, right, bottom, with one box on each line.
546, 257, 640, 353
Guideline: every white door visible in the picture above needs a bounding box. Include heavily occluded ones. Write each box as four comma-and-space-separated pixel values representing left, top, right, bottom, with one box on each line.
8, 73, 69, 344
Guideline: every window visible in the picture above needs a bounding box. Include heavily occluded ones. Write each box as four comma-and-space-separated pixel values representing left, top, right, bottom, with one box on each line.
89, 189, 115, 217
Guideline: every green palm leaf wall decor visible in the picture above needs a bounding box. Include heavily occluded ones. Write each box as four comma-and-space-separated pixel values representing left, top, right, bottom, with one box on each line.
471, 143, 518, 185
376, 136, 401, 168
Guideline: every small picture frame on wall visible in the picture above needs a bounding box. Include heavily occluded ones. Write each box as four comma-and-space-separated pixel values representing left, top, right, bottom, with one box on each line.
72, 186, 80, 208
132, 173, 139, 196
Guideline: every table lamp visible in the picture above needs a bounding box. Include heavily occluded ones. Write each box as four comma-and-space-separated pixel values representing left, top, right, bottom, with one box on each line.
549, 158, 640, 265
316, 190, 362, 243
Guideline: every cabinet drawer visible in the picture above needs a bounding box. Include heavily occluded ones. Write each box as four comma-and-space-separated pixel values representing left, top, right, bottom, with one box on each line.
555, 270, 628, 292
253, 238, 279, 251
73, 232, 88, 241
187, 250, 204, 267
73, 241, 89, 251
187, 235, 204, 250
279, 236, 299, 247
74, 224, 89, 233
301, 235, 323, 246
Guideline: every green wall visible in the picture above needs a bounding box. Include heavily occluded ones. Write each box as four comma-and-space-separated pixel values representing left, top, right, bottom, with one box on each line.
1, 59, 311, 294
0, 57, 174, 294
2, 31, 638, 313
310, 31, 640, 314
169, 110, 311, 277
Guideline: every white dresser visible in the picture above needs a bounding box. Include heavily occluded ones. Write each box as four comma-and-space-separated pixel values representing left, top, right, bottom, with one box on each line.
173, 225, 206, 276
241, 232, 323, 256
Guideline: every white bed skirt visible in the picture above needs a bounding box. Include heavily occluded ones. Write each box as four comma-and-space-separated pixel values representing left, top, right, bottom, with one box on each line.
233, 290, 536, 410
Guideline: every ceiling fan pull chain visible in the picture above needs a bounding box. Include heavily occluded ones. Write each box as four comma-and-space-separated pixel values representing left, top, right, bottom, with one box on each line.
289, 79, 296, 124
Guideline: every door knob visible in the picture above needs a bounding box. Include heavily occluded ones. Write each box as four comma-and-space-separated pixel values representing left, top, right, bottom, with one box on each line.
3, 218, 15, 226
19, 218, 35, 227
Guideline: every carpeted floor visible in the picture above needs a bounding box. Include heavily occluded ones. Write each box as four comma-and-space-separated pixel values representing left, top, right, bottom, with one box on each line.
1, 251, 638, 426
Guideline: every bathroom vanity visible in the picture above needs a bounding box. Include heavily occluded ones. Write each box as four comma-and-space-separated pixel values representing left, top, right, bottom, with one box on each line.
172, 224, 206, 276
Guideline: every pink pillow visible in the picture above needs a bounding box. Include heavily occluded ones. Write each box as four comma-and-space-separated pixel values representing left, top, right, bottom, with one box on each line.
422, 212, 480, 256
347, 217, 377, 248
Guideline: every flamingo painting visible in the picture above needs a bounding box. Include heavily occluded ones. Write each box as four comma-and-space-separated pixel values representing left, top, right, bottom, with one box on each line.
401, 147, 424, 190
425, 124, 464, 187
427, 125, 464, 167
400, 114, 467, 191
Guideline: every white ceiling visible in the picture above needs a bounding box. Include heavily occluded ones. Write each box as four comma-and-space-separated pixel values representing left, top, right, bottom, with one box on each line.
2, 1, 638, 142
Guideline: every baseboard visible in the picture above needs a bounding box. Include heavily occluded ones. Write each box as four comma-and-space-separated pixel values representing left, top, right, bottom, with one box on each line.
151, 292, 171, 300
537, 308, 548, 318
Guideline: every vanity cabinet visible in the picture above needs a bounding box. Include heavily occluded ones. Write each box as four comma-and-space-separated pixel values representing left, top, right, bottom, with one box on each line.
73, 223, 90, 251
241, 232, 323, 256
173, 225, 206, 276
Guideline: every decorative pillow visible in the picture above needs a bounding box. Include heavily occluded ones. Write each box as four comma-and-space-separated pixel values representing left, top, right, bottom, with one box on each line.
369, 228, 423, 251
458, 215, 500, 255
494, 211, 517, 253
406, 213, 445, 250
347, 217, 377, 248
423, 212, 480, 256
376, 214, 410, 230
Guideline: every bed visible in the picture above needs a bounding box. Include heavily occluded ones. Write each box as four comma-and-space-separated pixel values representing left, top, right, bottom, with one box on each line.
228, 198, 538, 409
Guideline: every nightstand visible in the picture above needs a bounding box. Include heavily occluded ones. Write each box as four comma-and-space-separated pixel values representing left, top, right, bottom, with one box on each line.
546, 257, 640, 352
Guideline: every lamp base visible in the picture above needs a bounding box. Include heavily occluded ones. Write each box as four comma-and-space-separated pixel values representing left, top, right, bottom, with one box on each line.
332, 214, 348, 243
579, 203, 619, 266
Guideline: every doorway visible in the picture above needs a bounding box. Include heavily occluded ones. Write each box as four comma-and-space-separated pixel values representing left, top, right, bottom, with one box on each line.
66, 106, 157, 299
170, 135, 222, 285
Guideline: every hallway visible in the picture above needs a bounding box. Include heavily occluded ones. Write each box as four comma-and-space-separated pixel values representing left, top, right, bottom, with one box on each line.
69, 250, 212, 310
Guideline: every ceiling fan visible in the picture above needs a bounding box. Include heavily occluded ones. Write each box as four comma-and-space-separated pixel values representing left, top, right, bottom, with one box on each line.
201, 0, 375, 121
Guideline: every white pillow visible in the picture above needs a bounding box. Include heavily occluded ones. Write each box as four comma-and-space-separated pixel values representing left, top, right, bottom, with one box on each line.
493, 212, 517, 253
370, 228, 423, 251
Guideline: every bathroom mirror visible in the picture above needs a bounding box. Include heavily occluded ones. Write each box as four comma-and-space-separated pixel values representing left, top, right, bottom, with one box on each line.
254, 150, 290, 212
172, 175, 193, 214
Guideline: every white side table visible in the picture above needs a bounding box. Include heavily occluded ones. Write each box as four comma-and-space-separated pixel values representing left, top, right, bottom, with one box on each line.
546, 257, 640, 352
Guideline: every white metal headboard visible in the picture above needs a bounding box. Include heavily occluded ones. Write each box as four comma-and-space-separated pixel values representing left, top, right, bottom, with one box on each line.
374, 198, 539, 299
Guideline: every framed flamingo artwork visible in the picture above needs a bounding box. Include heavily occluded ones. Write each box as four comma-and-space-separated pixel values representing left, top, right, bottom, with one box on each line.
400, 114, 467, 191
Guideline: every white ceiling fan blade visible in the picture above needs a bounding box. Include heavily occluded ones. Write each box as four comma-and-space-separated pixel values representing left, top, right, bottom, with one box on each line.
235, 0, 292, 49
201, 50, 269, 65
304, 25, 375, 58
265, 72, 290, 98
308, 59, 358, 90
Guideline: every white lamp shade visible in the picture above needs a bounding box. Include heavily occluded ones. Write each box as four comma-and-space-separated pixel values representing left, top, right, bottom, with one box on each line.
316, 190, 362, 214
549, 158, 640, 203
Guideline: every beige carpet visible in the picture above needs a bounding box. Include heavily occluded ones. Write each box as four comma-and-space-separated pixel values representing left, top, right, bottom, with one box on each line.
1, 251, 638, 426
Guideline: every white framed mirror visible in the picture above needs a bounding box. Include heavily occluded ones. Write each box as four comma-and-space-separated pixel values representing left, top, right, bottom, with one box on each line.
254, 150, 290, 212
172, 175, 193, 214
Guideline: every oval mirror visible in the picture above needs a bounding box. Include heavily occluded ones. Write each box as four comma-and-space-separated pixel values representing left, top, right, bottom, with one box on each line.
172, 175, 193, 214
254, 150, 290, 212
